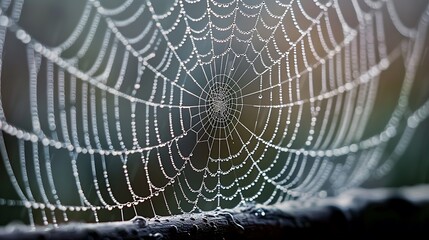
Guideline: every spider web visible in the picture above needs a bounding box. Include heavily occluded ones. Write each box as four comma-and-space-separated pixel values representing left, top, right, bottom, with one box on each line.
0, 0, 428, 227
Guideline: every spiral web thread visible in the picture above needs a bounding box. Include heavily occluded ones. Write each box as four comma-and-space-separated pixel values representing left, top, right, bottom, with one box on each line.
0, 0, 428, 227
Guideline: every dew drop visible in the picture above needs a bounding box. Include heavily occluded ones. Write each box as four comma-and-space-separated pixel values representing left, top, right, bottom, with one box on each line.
253, 208, 266, 217
191, 224, 199, 233
24, 201, 31, 208
131, 216, 147, 228
0, 16, 9, 26
169, 225, 179, 234
151, 233, 164, 239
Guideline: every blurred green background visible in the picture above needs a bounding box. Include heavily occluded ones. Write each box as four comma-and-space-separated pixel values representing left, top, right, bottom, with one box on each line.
0, 0, 428, 226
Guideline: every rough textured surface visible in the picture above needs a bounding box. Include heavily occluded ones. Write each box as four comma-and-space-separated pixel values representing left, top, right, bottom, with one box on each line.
0, 185, 428, 239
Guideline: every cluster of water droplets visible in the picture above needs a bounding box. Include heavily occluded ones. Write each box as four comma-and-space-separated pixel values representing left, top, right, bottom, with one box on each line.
0, 0, 428, 227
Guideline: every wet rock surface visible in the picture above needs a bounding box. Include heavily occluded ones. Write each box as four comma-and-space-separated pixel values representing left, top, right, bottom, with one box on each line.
0, 185, 428, 239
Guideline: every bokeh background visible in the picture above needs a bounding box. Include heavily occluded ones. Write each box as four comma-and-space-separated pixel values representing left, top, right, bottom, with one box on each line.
0, 0, 428, 226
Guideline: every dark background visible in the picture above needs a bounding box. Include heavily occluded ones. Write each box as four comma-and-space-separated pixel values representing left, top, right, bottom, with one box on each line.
0, 0, 428, 226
